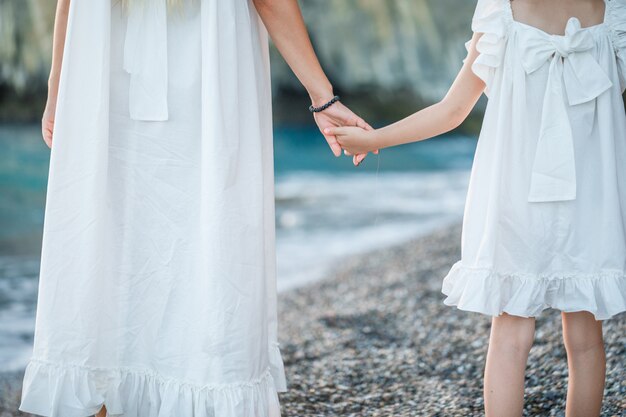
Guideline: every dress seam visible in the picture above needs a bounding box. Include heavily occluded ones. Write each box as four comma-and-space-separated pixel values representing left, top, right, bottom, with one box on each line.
25, 358, 274, 391
449, 262, 625, 282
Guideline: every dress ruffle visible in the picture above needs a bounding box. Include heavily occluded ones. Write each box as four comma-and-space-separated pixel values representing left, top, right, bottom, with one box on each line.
19, 349, 285, 417
269, 342, 287, 392
465, 0, 512, 95
442, 262, 626, 320
606, 0, 626, 91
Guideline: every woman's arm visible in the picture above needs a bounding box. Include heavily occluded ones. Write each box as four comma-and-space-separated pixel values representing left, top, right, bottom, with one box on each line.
253, 0, 371, 160
325, 33, 486, 155
253, 0, 331, 106
42, 0, 71, 148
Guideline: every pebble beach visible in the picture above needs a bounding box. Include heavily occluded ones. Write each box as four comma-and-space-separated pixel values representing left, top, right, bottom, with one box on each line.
277, 225, 625, 416
1, 225, 625, 416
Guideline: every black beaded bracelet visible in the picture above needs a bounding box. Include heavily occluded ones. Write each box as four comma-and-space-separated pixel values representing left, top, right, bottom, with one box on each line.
309, 95, 340, 113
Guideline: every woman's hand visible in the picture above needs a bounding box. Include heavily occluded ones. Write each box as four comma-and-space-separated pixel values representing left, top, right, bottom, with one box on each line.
42, 99, 56, 148
42, 0, 71, 149
313, 101, 372, 158
253, 0, 375, 165
324, 126, 380, 156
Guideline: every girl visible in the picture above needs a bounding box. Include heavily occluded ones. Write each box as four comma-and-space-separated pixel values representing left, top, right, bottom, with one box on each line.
325, 0, 626, 416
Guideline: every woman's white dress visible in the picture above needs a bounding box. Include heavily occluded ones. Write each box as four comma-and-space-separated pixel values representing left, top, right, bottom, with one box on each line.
19, 1, 286, 416
443, 0, 626, 320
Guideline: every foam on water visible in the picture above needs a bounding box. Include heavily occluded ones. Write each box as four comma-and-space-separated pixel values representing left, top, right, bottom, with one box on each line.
275, 171, 469, 291
0, 256, 39, 371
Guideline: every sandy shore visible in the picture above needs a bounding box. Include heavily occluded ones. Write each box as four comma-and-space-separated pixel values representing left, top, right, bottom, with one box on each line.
2, 225, 625, 416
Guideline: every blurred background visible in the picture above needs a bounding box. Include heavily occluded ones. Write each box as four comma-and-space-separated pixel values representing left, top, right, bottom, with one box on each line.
0, 1, 480, 373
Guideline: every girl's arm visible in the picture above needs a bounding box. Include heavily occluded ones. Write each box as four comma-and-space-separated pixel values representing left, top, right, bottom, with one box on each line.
42, 0, 71, 148
252, 0, 372, 160
325, 33, 486, 155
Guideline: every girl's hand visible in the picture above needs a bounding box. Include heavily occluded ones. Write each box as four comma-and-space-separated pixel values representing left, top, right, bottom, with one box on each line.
41, 100, 56, 148
313, 101, 371, 157
324, 126, 380, 156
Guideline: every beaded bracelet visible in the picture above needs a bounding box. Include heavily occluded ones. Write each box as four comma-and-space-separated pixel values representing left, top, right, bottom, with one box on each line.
309, 95, 340, 113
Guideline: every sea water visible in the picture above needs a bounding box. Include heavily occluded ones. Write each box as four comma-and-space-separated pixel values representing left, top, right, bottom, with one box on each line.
0, 123, 476, 371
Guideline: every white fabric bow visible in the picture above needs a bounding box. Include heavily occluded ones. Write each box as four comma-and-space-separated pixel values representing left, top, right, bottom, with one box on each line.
520, 18, 612, 202
123, 1, 169, 121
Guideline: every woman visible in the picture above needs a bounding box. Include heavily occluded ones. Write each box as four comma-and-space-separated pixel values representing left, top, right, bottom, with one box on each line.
19, 0, 370, 416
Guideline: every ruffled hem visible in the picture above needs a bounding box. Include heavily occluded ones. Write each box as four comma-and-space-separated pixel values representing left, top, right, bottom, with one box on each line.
465, 0, 512, 95
606, 0, 626, 91
269, 342, 287, 392
442, 262, 626, 320
19, 354, 286, 417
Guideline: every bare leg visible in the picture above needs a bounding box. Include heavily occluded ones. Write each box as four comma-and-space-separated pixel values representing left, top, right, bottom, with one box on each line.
484, 313, 535, 417
562, 311, 605, 417
95, 405, 107, 417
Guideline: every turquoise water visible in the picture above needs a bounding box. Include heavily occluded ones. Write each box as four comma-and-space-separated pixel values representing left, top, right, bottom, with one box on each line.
274, 125, 474, 173
0, 125, 50, 244
0, 123, 477, 370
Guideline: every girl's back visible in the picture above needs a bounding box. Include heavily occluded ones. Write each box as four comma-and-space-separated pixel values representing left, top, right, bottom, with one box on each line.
324, 1, 625, 415
442, 0, 626, 320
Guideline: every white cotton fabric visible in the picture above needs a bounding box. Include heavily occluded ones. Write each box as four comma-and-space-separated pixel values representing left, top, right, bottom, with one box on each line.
442, 0, 626, 320
19, 1, 286, 416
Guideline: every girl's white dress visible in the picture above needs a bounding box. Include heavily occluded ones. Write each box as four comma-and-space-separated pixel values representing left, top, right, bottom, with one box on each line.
19, 1, 286, 416
443, 0, 626, 320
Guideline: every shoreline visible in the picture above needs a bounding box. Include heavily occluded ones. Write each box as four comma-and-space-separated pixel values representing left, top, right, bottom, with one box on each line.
2, 225, 625, 416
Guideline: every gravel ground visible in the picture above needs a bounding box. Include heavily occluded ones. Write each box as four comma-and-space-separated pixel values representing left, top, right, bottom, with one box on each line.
1, 225, 624, 416
276, 225, 625, 417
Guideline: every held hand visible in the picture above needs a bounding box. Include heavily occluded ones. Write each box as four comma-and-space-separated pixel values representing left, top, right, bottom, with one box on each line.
313, 101, 374, 162
323, 126, 380, 156
346, 145, 380, 166
42, 100, 55, 149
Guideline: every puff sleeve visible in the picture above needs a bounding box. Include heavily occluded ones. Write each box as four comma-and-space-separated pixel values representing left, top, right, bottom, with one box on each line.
465, 0, 512, 95
606, 0, 626, 91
